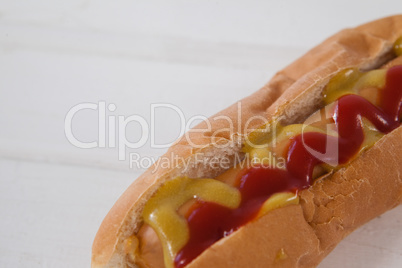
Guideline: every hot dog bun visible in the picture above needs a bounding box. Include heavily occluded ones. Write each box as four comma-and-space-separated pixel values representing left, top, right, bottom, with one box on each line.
92, 15, 402, 268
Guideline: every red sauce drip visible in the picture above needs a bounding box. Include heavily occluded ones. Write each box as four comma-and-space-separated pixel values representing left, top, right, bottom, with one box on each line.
174, 66, 402, 268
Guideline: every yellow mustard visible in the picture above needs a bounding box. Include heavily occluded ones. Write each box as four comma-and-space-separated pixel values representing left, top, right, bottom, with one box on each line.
323, 68, 386, 104
394, 36, 402, 56
142, 177, 241, 268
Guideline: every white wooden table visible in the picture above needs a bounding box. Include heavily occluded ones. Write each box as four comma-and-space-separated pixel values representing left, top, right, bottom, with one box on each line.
0, 1, 401, 267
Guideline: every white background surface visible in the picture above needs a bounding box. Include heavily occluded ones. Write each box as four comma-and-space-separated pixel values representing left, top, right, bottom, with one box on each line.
0, 1, 401, 267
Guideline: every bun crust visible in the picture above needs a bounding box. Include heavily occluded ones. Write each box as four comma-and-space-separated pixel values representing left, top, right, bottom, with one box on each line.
187, 127, 402, 268
92, 15, 402, 268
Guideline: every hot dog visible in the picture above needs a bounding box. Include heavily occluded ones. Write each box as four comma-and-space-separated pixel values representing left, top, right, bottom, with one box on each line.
92, 15, 402, 268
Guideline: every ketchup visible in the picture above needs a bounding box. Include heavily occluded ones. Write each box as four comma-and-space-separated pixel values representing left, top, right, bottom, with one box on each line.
174, 66, 402, 268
